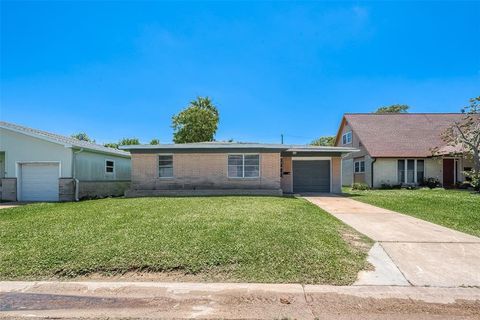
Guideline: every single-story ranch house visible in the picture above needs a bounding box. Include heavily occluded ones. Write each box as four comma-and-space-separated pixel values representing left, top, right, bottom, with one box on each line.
121, 143, 356, 196
0, 121, 131, 201
334, 113, 477, 188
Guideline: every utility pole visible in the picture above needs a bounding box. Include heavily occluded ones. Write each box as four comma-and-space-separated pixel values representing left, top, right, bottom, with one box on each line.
280, 134, 284, 144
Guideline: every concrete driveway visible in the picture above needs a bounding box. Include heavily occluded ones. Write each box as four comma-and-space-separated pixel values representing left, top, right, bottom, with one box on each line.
304, 195, 480, 287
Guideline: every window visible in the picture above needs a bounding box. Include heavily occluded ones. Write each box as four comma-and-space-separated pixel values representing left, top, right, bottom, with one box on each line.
228, 154, 259, 178
397, 159, 425, 184
464, 167, 472, 182
159, 155, 173, 178
407, 159, 415, 183
397, 160, 405, 184
354, 160, 365, 173
417, 160, 424, 182
105, 160, 114, 174
342, 131, 352, 145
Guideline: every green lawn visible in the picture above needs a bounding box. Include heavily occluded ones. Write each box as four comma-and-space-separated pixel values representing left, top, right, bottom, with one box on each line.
0, 196, 371, 284
343, 188, 480, 237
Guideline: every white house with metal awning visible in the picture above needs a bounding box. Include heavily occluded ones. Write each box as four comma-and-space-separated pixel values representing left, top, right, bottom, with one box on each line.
0, 121, 131, 202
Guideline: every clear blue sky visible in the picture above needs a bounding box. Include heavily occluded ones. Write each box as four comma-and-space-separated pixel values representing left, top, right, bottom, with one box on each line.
1, 1, 479, 145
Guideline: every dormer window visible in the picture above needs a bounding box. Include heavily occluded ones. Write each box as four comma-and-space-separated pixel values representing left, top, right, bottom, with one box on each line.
342, 131, 352, 145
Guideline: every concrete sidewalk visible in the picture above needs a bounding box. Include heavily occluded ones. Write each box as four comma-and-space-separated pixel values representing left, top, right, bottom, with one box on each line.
304, 195, 480, 287
1, 281, 479, 319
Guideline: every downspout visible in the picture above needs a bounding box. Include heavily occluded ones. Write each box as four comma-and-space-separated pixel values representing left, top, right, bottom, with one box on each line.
371, 158, 376, 188
73, 148, 84, 201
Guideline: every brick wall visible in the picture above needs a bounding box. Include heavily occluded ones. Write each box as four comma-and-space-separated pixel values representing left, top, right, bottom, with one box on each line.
78, 181, 130, 199
0, 178, 17, 201
131, 152, 281, 190
331, 157, 342, 193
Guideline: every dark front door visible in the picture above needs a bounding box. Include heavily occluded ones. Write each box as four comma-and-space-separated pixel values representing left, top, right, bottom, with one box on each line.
443, 159, 455, 188
293, 160, 330, 193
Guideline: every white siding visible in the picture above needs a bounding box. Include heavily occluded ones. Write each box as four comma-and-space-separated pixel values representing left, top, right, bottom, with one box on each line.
372, 159, 398, 188
74, 150, 130, 181
341, 158, 353, 186
425, 158, 443, 183
0, 128, 72, 178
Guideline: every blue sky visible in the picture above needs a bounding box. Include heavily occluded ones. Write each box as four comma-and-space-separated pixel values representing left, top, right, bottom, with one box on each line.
1, 1, 479, 145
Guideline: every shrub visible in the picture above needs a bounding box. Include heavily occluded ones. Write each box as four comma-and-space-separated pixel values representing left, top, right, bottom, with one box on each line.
464, 169, 480, 192
421, 177, 441, 189
352, 183, 370, 190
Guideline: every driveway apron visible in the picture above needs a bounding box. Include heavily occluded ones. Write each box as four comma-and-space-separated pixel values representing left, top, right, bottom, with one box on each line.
304, 195, 480, 287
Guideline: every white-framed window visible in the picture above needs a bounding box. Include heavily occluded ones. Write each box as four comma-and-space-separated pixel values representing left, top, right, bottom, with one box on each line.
105, 160, 115, 174
354, 160, 365, 173
228, 154, 260, 178
342, 131, 352, 145
159, 155, 173, 178
397, 159, 424, 184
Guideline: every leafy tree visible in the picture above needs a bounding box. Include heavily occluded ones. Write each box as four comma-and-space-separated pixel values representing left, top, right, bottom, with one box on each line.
104, 142, 119, 149
375, 104, 410, 113
172, 96, 219, 143
103, 138, 140, 149
119, 138, 140, 146
71, 132, 93, 142
150, 138, 160, 145
311, 136, 335, 146
441, 96, 480, 191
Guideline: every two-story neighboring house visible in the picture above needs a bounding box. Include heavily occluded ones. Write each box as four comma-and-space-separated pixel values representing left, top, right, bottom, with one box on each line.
334, 113, 476, 188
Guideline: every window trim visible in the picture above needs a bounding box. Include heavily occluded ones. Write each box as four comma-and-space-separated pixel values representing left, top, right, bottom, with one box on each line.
354, 160, 365, 173
158, 154, 174, 179
342, 131, 352, 145
397, 159, 425, 184
105, 159, 115, 176
227, 153, 260, 179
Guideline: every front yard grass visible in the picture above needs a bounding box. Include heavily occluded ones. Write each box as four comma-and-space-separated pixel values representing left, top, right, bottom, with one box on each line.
0, 196, 371, 284
343, 188, 480, 237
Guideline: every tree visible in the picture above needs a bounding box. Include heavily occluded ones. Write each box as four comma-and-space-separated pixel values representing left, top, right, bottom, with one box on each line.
150, 138, 160, 145
104, 142, 119, 149
119, 138, 140, 146
375, 104, 410, 114
441, 96, 480, 191
311, 136, 335, 146
172, 96, 219, 143
71, 132, 93, 142
103, 138, 140, 149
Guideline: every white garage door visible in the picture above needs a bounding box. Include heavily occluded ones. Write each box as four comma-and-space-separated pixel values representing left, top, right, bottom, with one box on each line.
20, 163, 59, 201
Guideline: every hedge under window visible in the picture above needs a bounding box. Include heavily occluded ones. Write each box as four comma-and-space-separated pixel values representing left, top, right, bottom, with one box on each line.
228, 154, 259, 178
159, 155, 173, 178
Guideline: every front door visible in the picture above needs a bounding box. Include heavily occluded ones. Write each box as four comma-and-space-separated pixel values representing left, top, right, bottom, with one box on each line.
443, 159, 455, 188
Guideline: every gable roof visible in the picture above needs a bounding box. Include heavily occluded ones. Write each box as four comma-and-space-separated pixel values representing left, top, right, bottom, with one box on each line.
338, 113, 477, 158
0, 121, 130, 157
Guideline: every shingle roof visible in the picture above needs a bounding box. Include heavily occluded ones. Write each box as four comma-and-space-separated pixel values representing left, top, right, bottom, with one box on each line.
343, 113, 478, 157
0, 121, 130, 157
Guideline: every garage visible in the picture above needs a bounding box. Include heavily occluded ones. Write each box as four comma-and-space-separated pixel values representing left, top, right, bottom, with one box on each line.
19, 163, 59, 201
293, 160, 330, 193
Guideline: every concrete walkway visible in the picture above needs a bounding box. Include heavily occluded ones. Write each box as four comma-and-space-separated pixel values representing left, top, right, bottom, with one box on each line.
1, 281, 479, 319
304, 195, 480, 287
0, 202, 20, 209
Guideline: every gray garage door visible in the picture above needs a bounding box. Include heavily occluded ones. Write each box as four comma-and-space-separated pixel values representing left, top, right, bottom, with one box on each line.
293, 160, 330, 193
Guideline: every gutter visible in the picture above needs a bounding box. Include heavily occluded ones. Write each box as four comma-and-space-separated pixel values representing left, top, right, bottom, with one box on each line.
371, 157, 376, 188
72, 148, 84, 201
